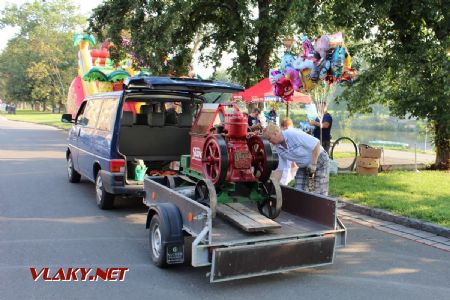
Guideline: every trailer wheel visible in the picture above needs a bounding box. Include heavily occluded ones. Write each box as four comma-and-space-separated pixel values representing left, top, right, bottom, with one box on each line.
67, 153, 81, 183
149, 214, 168, 267
95, 173, 114, 210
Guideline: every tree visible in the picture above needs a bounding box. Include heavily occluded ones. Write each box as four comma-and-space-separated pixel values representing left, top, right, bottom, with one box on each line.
89, 0, 449, 167
318, 0, 450, 167
0, 0, 85, 111
89, 0, 319, 87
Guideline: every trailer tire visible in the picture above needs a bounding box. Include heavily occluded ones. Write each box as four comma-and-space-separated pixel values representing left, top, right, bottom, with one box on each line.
149, 214, 168, 267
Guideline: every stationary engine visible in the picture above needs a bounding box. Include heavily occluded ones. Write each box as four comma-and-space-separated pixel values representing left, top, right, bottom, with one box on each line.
189, 103, 277, 185
185, 103, 281, 219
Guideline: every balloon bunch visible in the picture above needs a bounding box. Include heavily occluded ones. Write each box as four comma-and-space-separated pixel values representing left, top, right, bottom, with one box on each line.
269, 33, 357, 101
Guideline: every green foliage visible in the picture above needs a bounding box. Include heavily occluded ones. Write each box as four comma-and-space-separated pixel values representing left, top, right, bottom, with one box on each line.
330, 171, 450, 227
88, 0, 448, 166
320, 0, 450, 166
89, 0, 320, 87
0, 0, 85, 110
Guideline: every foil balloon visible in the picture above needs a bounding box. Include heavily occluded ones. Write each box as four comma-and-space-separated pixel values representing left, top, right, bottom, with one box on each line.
274, 77, 294, 100
284, 67, 302, 91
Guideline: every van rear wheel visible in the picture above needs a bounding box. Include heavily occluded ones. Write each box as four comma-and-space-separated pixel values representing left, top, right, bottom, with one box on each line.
95, 173, 114, 209
67, 154, 81, 183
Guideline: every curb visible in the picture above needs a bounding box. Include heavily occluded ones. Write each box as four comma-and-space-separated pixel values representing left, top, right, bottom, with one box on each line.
338, 199, 450, 239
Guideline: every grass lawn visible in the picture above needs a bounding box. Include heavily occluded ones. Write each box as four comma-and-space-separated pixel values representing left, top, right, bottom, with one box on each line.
0, 109, 71, 130
330, 170, 450, 228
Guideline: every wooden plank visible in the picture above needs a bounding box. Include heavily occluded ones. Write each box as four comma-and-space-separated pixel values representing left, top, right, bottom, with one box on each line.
217, 204, 258, 230
217, 203, 281, 232
226, 203, 280, 227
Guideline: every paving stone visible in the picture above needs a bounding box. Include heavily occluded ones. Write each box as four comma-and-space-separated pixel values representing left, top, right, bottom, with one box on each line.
365, 218, 393, 226
432, 243, 450, 252
409, 230, 439, 239
344, 212, 363, 219
427, 236, 450, 244
376, 226, 403, 236
384, 224, 410, 231
396, 233, 422, 241
348, 218, 374, 228
415, 238, 438, 246
393, 227, 427, 235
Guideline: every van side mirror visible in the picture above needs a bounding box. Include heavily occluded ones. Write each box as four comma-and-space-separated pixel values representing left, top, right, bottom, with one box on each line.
61, 114, 74, 123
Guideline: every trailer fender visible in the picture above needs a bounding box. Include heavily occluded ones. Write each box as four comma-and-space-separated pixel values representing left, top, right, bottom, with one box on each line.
146, 203, 184, 245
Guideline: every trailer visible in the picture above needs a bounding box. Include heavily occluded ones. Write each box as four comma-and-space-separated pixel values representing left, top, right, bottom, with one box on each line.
143, 175, 346, 283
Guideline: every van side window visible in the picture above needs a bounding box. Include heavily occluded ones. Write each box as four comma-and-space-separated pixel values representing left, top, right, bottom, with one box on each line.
97, 99, 118, 131
80, 100, 102, 128
75, 101, 87, 124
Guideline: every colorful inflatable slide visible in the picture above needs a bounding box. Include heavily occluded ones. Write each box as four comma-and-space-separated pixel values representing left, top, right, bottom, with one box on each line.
66, 34, 144, 115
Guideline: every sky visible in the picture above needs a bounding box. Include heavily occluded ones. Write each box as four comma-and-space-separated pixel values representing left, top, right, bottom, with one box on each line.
0, 0, 230, 78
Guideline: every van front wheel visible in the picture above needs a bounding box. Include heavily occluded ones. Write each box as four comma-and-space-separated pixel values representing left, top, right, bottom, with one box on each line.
95, 173, 114, 210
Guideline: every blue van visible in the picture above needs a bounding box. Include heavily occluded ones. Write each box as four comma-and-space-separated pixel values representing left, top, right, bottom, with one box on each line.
62, 77, 243, 209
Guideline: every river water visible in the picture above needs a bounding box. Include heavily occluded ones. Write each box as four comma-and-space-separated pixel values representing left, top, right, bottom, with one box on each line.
332, 128, 433, 151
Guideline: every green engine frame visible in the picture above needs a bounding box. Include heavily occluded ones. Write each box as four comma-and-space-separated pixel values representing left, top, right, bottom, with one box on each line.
180, 155, 266, 204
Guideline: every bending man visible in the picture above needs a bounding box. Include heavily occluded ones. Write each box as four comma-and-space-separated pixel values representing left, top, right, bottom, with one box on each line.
263, 124, 330, 195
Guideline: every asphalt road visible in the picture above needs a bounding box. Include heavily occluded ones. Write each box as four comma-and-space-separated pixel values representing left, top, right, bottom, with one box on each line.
0, 117, 449, 300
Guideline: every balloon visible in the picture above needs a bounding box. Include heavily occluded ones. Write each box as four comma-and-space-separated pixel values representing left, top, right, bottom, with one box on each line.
344, 51, 352, 68
279, 53, 296, 71
301, 35, 315, 58
328, 32, 344, 48
330, 46, 345, 79
274, 77, 294, 100
321, 60, 331, 79
271, 32, 356, 96
284, 67, 302, 91
341, 67, 357, 82
300, 68, 317, 91
269, 69, 284, 85
314, 35, 330, 60
292, 57, 315, 71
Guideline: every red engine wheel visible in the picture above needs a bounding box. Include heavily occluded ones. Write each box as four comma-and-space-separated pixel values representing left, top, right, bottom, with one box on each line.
202, 135, 228, 185
248, 136, 278, 183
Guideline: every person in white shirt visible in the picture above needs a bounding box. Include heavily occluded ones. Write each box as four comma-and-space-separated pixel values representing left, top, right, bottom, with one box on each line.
263, 123, 330, 195
279, 118, 298, 186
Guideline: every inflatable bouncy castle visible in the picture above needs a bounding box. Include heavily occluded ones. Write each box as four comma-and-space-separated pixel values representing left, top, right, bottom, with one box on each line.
66, 34, 145, 115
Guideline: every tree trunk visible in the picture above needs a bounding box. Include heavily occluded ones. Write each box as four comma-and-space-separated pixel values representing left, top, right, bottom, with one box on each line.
255, 0, 294, 79
255, 0, 271, 76
51, 89, 55, 113
434, 120, 450, 169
